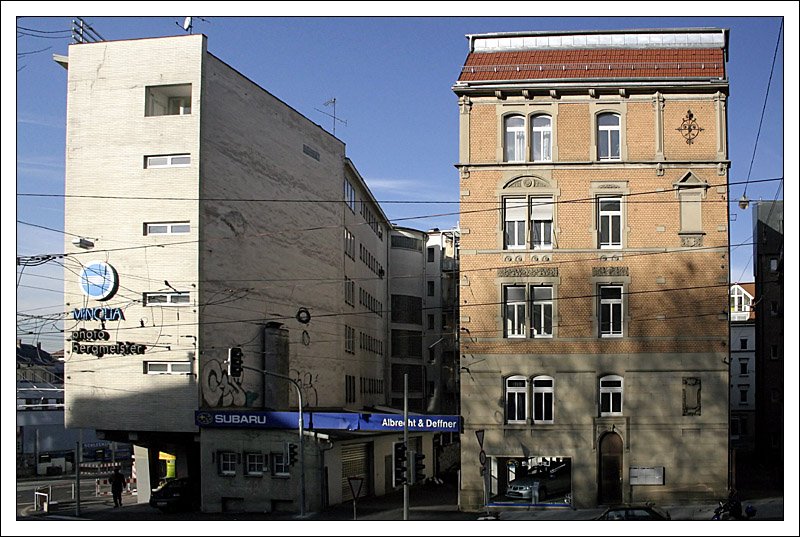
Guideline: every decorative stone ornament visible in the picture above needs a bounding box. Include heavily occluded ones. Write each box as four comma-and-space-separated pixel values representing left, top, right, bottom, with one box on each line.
676, 109, 704, 144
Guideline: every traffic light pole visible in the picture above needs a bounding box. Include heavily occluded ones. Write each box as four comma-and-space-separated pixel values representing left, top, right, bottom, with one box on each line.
403, 373, 409, 521
242, 366, 306, 518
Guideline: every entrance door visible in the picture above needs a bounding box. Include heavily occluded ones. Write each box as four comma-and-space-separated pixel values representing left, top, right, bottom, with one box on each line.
599, 433, 622, 504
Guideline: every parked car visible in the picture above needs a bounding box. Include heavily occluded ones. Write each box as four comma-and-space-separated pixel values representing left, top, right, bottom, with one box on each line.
595, 504, 671, 520
149, 477, 198, 512
505, 473, 570, 502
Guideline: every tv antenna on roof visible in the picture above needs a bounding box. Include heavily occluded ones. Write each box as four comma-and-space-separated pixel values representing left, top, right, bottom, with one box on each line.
314, 98, 348, 136
177, 17, 209, 34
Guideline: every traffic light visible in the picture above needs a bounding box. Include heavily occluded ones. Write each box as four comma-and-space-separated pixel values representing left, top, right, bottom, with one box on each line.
288, 443, 298, 466
227, 347, 243, 377
393, 442, 407, 486
413, 452, 426, 483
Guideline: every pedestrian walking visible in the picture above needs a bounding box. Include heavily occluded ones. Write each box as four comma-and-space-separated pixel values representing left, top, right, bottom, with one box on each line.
111, 468, 125, 508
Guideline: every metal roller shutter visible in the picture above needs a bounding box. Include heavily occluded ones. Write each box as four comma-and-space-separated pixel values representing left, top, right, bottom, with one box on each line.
341, 442, 372, 500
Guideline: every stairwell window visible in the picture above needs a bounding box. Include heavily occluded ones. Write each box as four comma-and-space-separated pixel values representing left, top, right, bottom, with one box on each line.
531, 115, 552, 162
506, 375, 528, 424
598, 197, 622, 249
504, 115, 525, 162
532, 376, 554, 424
599, 285, 623, 337
597, 113, 620, 160
599, 375, 623, 416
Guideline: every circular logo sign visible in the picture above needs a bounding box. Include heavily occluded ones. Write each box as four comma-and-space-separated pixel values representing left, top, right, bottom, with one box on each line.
79, 261, 119, 301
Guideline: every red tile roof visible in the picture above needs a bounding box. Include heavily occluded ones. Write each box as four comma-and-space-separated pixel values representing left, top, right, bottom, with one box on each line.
458, 48, 725, 82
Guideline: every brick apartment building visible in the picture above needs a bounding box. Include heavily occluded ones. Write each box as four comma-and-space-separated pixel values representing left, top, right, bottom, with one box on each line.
452, 28, 731, 509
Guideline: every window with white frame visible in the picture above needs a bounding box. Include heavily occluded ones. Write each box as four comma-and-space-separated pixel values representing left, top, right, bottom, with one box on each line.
505, 375, 528, 424
143, 291, 191, 306
145, 154, 191, 168
532, 376, 554, 423
599, 375, 623, 416
504, 198, 527, 249
145, 362, 192, 375
145, 221, 191, 235
344, 228, 355, 259
245, 453, 265, 476
504, 286, 526, 338
598, 197, 622, 249
344, 179, 356, 212
531, 286, 553, 337
597, 113, 620, 160
272, 452, 289, 476
530, 198, 553, 249
504, 115, 525, 162
599, 285, 623, 337
730, 286, 752, 315
531, 115, 552, 162
218, 451, 237, 476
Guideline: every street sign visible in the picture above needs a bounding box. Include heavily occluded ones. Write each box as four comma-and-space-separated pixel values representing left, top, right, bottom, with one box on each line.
348, 476, 364, 500
479, 450, 487, 466
475, 429, 484, 449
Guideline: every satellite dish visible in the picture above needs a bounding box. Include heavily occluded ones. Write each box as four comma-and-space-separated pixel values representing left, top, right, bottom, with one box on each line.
183, 17, 192, 31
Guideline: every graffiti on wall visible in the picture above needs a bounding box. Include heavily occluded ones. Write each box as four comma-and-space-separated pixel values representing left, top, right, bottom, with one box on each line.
289, 368, 319, 408
202, 358, 254, 407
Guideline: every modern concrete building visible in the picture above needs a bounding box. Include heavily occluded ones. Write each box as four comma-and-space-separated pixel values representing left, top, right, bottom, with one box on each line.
452, 28, 731, 509
729, 283, 755, 456
56, 34, 452, 514
752, 201, 783, 486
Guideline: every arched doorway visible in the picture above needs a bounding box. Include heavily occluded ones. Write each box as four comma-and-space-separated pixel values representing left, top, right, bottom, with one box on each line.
599, 432, 623, 504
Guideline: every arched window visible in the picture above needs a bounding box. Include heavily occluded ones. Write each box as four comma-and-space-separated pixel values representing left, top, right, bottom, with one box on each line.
532, 375, 554, 423
531, 115, 552, 162
599, 375, 624, 416
506, 375, 528, 423
504, 115, 525, 162
597, 113, 620, 160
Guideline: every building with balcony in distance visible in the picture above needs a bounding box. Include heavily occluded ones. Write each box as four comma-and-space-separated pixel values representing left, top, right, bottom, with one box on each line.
452, 28, 731, 509
55, 34, 455, 514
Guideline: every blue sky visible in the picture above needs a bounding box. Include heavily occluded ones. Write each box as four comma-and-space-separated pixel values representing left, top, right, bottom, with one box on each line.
7, 6, 796, 353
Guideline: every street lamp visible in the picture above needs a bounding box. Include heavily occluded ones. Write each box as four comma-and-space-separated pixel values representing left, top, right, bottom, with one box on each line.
242, 365, 306, 518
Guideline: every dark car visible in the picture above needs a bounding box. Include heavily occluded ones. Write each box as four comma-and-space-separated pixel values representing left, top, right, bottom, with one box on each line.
149, 477, 198, 512
595, 504, 671, 520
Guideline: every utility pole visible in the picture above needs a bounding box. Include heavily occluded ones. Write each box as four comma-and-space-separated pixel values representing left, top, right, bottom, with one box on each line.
403, 373, 409, 521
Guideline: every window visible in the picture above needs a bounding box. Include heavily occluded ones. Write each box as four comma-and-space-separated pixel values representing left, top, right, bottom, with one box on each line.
532, 376, 554, 423
770, 344, 779, 360
345, 325, 355, 354
531, 286, 553, 337
218, 452, 237, 476
145, 221, 191, 235
144, 291, 191, 306
145, 154, 191, 168
599, 285, 623, 337
598, 197, 622, 249
427, 314, 435, 330
504, 286, 526, 338
531, 115, 552, 162
344, 179, 356, 212
740, 338, 748, 350
770, 301, 779, 316
245, 453, 265, 476
344, 277, 355, 306
530, 198, 553, 249
739, 360, 749, 376
599, 375, 623, 416
145, 84, 191, 116
504, 198, 527, 249
505, 375, 528, 424
769, 258, 779, 272
272, 452, 289, 476
739, 386, 748, 404
427, 281, 435, 297
344, 228, 355, 259
504, 115, 525, 162
730, 417, 741, 438
427, 247, 435, 263
597, 113, 620, 160
730, 286, 752, 314
145, 362, 192, 375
